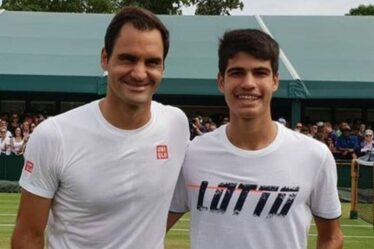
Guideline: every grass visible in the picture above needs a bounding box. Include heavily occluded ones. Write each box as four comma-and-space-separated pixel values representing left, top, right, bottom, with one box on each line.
1, 194, 373, 249
165, 202, 374, 249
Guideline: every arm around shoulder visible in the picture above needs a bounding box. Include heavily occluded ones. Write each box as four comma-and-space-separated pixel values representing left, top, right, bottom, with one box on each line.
11, 189, 52, 249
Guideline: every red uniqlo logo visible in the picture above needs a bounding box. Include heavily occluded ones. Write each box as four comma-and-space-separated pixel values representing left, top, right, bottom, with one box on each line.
156, 145, 168, 160
24, 160, 34, 173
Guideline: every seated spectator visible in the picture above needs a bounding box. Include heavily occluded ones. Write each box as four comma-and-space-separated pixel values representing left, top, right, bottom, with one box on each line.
309, 124, 318, 138
30, 123, 36, 133
336, 122, 360, 159
300, 126, 310, 136
221, 116, 229, 126
323, 122, 338, 142
294, 122, 302, 132
359, 129, 374, 155
209, 122, 217, 131
21, 121, 30, 140
0, 120, 12, 139
0, 126, 11, 155
10, 127, 24, 155
190, 116, 207, 140
8, 113, 20, 136
358, 123, 366, 141
325, 137, 339, 157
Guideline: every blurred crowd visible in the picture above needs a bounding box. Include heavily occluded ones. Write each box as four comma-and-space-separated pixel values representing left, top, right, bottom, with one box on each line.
0, 112, 47, 156
280, 118, 373, 160
190, 115, 374, 160
2, 110, 373, 161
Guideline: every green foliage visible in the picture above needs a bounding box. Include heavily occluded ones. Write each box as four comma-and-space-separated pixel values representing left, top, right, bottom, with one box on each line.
2, 0, 116, 13
2, 0, 244, 15
347, 4, 374, 16
192, 0, 244, 15
118, 0, 188, 14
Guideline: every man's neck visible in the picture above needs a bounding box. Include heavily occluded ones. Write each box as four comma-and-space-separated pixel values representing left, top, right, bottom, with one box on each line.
226, 116, 277, 151
99, 98, 152, 130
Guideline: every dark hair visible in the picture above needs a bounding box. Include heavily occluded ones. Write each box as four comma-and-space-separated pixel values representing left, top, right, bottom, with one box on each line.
104, 6, 169, 60
218, 29, 279, 75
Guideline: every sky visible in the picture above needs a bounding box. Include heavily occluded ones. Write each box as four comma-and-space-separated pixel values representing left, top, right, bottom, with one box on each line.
182, 0, 374, 16
0, 0, 373, 15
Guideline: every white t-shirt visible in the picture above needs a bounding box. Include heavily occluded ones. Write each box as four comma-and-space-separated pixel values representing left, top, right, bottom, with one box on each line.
170, 122, 341, 249
20, 100, 189, 249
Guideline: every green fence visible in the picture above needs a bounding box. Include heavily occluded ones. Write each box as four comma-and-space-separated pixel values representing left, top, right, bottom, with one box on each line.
0, 154, 353, 187
0, 154, 24, 181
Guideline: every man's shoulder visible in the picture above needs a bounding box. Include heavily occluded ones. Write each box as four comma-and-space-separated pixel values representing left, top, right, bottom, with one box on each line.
54, 101, 94, 121
189, 127, 222, 148
152, 101, 187, 122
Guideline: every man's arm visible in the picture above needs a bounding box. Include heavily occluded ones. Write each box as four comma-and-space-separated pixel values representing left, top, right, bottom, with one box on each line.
11, 189, 52, 249
314, 216, 344, 249
166, 212, 184, 232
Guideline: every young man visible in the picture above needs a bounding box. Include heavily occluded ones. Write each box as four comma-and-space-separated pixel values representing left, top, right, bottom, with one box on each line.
12, 7, 189, 249
168, 29, 343, 249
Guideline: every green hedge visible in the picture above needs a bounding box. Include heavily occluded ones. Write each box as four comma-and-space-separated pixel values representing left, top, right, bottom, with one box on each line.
0, 180, 20, 193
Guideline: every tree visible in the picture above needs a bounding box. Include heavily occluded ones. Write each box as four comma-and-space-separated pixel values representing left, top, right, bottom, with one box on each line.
118, 0, 188, 14
2, 0, 244, 15
192, 0, 244, 15
347, 4, 374, 16
2, 0, 116, 13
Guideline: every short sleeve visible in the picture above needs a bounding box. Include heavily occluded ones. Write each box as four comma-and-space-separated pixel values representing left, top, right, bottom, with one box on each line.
310, 149, 341, 219
19, 119, 63, 199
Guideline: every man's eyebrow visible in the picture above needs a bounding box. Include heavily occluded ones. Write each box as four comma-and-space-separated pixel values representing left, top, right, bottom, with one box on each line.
117, 53, 137, 60
226, 67, 245, 73
146, 57, 163, 64
252, 66, 271, 72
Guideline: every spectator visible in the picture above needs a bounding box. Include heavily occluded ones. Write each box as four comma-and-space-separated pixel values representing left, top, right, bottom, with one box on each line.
8, 113, 20, 136
30, 123, 36, 133
323, 122, 338, 142
359, 129, 374, 155
222, 116, 229, 125
10, 127, 24, 155
0, 120, 12, 139
300, 125, 310, 136
358, 123, 366, 141
294, 122, 302, 132
0, 126, 11, 155
336, 122, 360, 159
190, 116, 207, 139
21, 121, 30, 140
209, 122, 217, 131
325, 137, 339, 157
309, 125, 318, 138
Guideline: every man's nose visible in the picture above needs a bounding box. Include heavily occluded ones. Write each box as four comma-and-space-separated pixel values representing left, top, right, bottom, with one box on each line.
131, 63, 147, 81
241, 73, 256, 89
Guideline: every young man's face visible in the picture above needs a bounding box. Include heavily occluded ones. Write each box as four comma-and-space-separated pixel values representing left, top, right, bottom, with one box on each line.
101, 23, 164, 109
217, 52, 279, 121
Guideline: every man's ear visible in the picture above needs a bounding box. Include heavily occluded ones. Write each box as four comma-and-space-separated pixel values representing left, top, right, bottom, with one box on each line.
101, 48, 108, 71
217, 73, 225, 94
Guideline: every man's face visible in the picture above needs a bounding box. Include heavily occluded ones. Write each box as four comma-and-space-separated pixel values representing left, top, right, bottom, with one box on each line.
101, 23, 164, 109
217, 52, 278, 121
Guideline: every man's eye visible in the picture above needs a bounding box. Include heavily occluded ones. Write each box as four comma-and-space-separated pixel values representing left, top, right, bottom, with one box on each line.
229, 71, 243, 76
147, 60, 162, 67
